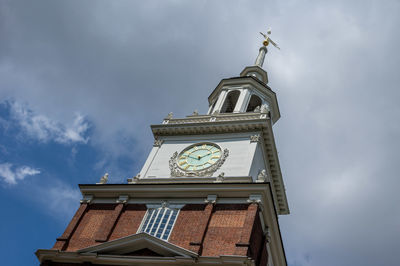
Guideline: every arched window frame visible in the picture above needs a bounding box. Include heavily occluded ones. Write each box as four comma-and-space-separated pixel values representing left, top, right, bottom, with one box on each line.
244, 92, 265, 112
220, 90, 241, 113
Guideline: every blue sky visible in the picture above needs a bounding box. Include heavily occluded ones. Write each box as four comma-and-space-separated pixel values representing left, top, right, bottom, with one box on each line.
1, 0, 400, 265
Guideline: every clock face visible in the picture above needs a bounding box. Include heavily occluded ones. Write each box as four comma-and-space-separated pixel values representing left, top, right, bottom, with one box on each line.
177, 143, 222, 172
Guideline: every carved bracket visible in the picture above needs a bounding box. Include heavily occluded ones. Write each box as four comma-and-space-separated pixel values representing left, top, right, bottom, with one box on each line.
127, 173, 140, 184
80, 194, 93, 204
250, 134, 261, 143
247, 194, 262, 204
116, 195, 129, 204
153, 138, 164, 147
204, 195, 217, 204
256, 169, 269, 182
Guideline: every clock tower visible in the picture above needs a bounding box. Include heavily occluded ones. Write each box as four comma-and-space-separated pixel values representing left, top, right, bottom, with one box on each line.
36, 35, 289, 266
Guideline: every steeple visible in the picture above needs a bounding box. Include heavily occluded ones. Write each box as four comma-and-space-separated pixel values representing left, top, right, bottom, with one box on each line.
207, 31, 281, 123
242, 28, 280, 83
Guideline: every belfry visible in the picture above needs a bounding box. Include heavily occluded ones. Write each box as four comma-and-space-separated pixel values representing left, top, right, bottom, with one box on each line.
36, 32, 289, 266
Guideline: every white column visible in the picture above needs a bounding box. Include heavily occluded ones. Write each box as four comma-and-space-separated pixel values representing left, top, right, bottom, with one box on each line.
213, 90, 227, 113
207, 103, 214, 115
233, 89, 250, 113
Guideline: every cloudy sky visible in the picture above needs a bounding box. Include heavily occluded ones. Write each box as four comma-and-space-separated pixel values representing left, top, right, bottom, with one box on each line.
1, 0, 399, 265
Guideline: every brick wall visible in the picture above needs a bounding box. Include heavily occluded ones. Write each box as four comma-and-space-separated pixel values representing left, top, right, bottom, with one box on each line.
51, 202, 266, 263
168, 204, 212, 253
109, 204, 147, 241
202, 204, 249, 256
54, 204, 146, 252
248, 211, 265, 265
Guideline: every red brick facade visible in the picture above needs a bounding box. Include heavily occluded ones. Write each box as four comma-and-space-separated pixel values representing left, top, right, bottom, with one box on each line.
49, 202, 268, 265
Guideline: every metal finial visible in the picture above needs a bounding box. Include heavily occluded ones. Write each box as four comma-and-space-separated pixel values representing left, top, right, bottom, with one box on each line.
260, 27, 280, 50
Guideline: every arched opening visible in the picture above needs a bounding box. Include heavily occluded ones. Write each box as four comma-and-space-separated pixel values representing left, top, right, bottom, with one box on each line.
220, 90, 240, 113
246, 95, 262, 112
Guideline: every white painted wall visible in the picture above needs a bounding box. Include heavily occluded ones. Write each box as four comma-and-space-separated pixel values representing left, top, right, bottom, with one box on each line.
248, 143, 269, 181
140, 132, 267, 180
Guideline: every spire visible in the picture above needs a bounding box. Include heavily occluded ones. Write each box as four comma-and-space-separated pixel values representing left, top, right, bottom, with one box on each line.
255, 46, 268, 67
255, 28, 280, 68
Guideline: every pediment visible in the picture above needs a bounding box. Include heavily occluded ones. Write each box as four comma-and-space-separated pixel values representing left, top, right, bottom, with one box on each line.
78, 232, 197, 258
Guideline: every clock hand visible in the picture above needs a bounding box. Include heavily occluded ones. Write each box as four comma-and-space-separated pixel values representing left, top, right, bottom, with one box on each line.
199, 152, 212, 159
188, 155, 200, 160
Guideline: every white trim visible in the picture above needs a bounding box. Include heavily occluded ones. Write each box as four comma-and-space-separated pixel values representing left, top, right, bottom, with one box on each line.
137, 203, 184, 241
78, 232, 197, 258
140, 144, 162, 179
166, 209, 180, 241
213, 90, 227, 113
36, 249, 253, 265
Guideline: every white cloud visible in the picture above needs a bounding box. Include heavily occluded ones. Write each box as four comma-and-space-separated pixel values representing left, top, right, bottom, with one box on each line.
8, 101, 89, 144
25, 179, 82, 221
0, 162, 40, 185
45, 184, 81, 220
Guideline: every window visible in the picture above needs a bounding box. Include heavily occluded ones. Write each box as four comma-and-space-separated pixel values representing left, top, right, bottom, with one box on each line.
220, 90, 240, 113
139, 206, 179, 241
246, 94, 262, 112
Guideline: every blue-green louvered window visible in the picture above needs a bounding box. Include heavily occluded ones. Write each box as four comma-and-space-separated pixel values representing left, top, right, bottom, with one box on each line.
139, 207, 179, 241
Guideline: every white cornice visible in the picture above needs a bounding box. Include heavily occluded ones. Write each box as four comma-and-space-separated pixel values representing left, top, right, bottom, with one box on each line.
35, 249, 254, 265
131, 176, 253, 184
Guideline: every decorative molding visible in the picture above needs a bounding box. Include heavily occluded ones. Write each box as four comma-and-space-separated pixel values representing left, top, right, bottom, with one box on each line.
162, 112, 173, 124
169, 149, 229, 177
36, 249, 253, 265
96, 173, 108, 184
250, 134, 261, 143
214, 172, 225, 183
153, 138, 164, 147
161, 200, 168, 208
145, 201, 185, 209
80, 194, 93, 204
116, 195, 129, 204
256, 169, 269, 182
162, 112, 267, 126
204, 194, 217, 204
127, 173, 140, 184
260, 104, 270, 114
247, 194, 262, 204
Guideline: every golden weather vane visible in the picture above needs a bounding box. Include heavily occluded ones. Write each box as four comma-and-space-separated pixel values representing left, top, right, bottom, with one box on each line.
260, 27, 280, 50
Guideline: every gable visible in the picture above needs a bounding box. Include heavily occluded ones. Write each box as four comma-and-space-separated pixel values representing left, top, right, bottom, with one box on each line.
123, 248, 163, 257
78, 232, 198, 258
